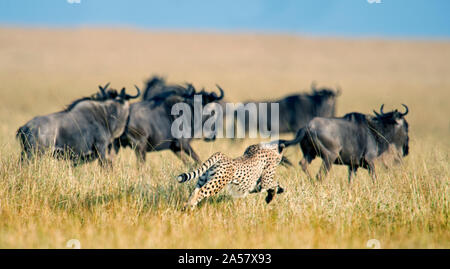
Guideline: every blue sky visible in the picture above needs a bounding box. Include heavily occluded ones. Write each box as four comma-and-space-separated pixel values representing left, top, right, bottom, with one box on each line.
0, 0, 449, 38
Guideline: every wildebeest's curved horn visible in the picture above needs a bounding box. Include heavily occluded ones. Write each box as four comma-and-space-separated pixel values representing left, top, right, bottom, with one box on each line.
214, 84, 225, 100
380, 104, 385, 115
401, 104, 409, 116
127, 85, 141, 99
120, 86, 141, 100
373, 110, 381, 117
119, 87, 126, 99
98, 82, 110, 97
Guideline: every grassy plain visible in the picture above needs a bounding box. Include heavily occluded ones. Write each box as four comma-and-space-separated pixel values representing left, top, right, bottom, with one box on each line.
0, 28, 448, 248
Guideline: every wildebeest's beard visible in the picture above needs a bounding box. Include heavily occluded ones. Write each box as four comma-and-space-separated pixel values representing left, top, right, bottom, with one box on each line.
403, 133, 409, 156
371, 104, 410, 156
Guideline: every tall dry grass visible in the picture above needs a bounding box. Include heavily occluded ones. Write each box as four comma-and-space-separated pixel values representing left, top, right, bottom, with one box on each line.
0, 28, 448, 248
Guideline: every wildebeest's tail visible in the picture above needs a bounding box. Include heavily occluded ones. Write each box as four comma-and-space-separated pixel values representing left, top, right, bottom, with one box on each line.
278, 128, 307, 148
16, 126, 29, 147
277, 128, 307, 166
16, 125, 33, 161
177, 152, 225, 183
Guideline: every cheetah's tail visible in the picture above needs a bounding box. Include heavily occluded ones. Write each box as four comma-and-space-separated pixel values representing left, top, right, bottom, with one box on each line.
177, 152, 224, 183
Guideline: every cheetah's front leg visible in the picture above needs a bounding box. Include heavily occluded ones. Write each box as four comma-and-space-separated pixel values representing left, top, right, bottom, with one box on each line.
260, 165, 284, 204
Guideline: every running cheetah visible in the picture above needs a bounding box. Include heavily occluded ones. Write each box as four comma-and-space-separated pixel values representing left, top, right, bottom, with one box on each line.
177, 142, 286, 209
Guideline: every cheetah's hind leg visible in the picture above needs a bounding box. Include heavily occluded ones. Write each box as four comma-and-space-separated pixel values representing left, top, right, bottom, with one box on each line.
184, 173, 234, 210
248, 177, 262, 194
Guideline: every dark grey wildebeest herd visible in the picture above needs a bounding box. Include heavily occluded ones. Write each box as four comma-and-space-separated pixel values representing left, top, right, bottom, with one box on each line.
114, 76, 225, 164
16, 75, 410, 183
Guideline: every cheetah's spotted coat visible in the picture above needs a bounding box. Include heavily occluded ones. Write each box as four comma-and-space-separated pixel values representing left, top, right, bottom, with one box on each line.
177, 142, 285, 209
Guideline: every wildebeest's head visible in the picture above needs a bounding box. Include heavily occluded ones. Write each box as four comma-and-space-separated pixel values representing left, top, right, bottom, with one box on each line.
310, 82, 341, 117
153, 83, 225, 141
197, 85, 225, 104
71, 83, 141, 140
96, 82, 141, 102
372, 104, 409, 156
94, 83, 141, 138
196, 85, 225, 141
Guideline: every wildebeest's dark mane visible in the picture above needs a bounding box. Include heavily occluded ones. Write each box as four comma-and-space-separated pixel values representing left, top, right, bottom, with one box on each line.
64, 96, 96, 112
257, 88, 337, 103
145, 76, 165, 89
341, 112, 370, 125
143, 76, 166, 99
63, 90, 120, 112
310, 88, 338, 99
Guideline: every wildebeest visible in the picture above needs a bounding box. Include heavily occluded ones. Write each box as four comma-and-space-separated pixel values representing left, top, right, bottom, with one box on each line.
16, 83, 141, 167
142, 76, 196, 101
342, 111, 408, 168
237, 82, 341, 135
114, 82, 225, 164
278, 104, 409, 182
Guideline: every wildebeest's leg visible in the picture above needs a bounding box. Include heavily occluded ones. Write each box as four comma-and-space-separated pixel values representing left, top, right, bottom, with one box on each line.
107, 139, 122, 161
19, 150, 31, 164
170, 143, 191, 164
348, 166, 358, 183
316, 153, 337, 182
172, 142, 201, 164
99, 157, 113, 168
299, 158, 313, 179
316, 160, 330, 181
72, 151, 96, 167
135, 148, 146, 163
313, 138, 338, 181
181, 143, 201, 164
133, 141, 147, 164
96, 143, 113, 168
106, 143, 117, 163
367, 161, 377, 182
112, 138, 122, 155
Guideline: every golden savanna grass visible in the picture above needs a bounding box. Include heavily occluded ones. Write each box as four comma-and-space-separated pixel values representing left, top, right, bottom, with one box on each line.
0, 28, 448, 248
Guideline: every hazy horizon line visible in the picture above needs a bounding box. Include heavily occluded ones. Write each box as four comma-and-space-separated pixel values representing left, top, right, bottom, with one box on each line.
2, 24, 449, 42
